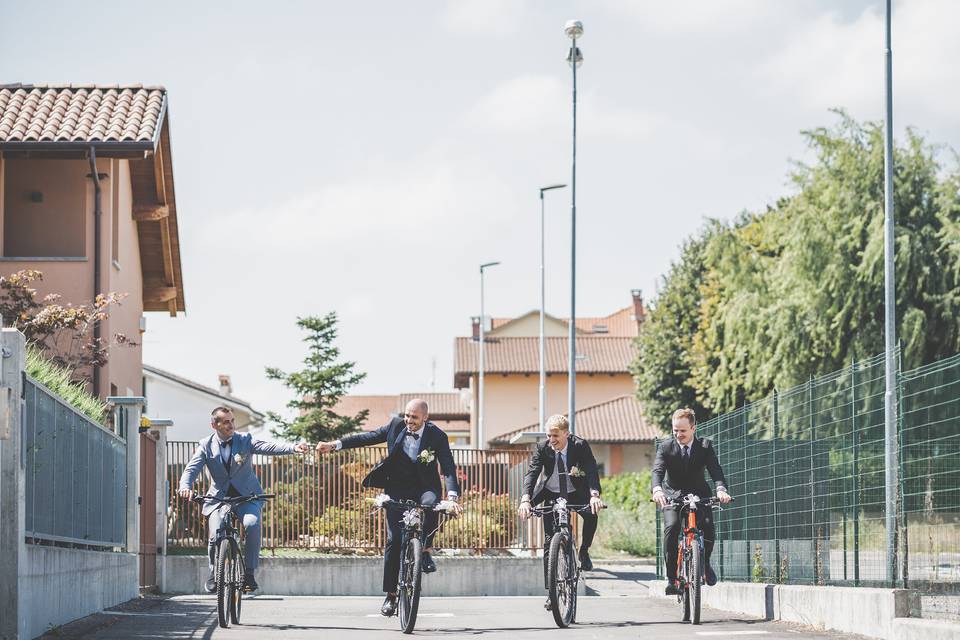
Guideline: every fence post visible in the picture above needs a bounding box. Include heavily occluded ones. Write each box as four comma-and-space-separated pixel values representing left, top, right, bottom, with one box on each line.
108, 396, 145, 555
773, 390, 780, 583
0, 329, 26, 639
851, 358, 860, 586
147, 419, 173, 594
808, 376, 819, 584
896, 347, 908, 588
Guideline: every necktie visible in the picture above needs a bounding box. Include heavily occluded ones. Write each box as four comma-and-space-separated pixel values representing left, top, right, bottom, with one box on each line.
406, 431, 420, 440
557, 452, 569, 495
682, 445, 690, 470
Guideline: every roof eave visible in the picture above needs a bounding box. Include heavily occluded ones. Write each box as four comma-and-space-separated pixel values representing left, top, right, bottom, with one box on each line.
0, 140, 155, 158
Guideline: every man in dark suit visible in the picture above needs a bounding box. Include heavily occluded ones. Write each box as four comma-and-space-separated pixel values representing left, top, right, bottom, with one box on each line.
518, 414, 604, 610
316, 398, 461, 616
652, 407, 733, 595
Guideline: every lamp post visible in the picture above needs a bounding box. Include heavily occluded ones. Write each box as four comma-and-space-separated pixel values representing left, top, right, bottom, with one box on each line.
882, 0, 899, 587
539, 184, 566, 432
478, 261, 500, 449
565, 19, 583, 435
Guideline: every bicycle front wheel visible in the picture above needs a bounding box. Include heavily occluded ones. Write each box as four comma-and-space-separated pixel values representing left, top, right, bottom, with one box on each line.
689, 537, 702, 625
548, 532, 575, 628
231, 544, 245, 624
398, 537, 423, 634
680, 544, 691, 622
216, 538, 234, 628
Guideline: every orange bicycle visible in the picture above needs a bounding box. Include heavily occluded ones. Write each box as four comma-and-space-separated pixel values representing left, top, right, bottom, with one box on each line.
665, 494, 730, 624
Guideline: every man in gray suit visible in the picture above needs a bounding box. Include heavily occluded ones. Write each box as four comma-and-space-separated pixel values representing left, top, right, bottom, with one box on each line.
178, 406, 309, 592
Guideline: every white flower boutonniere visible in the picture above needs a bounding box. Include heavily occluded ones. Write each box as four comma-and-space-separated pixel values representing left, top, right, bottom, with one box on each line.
417, 449, 435, 465
233, 453, 245, 467
568, 465, 586, 478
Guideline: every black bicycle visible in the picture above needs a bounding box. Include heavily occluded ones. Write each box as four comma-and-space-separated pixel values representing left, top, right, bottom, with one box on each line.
663, 494, 728, 625
532, 498, 604, 628
191, 494, 274, 628
372, 495, 459, 634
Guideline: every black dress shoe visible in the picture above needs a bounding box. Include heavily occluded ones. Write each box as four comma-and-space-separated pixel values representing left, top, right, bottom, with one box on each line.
665, 582, 681, 596
242, 571, 259, 593
421, 552, 437, 573
578, 550, 593, 572
705, 564, 718, 586
381, 594, 398, 617
543, 596, 553, 611
204, 570, 216, 593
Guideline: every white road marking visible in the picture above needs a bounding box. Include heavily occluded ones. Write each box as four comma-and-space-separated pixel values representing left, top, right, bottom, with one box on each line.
101, 612, 193, 617
695, 632, 770, 637
365, 613, 455, 618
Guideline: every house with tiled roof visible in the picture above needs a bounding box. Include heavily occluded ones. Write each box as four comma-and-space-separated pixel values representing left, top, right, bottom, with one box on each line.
0, 84, 185, 399
490, 395, 657, 475
333, 391, 471, 446
455, 290, 653, 472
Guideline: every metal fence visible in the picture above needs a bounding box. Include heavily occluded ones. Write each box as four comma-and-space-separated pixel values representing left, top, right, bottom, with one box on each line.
655, 351, 960, 589
166, 443, 553, 553
24, 376, 127, 548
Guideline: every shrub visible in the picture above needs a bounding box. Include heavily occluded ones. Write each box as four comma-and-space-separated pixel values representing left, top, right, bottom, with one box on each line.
26, 345, 107, 422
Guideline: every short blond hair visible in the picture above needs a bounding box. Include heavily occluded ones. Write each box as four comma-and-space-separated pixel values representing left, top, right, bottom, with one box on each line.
545, 414, 570, 431
671, 407, 696, 426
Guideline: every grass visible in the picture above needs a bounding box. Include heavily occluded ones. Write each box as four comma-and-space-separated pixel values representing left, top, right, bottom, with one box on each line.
26, 345, 107, 423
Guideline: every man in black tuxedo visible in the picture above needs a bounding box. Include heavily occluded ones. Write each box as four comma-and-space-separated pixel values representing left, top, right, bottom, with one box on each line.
518, 414, 604, 610
316, 398, 461, 616
652, 407, 732, 595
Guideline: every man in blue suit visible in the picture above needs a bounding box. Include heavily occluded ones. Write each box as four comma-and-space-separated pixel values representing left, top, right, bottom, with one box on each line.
178, 406, 309, 592
317, 398, 461, 616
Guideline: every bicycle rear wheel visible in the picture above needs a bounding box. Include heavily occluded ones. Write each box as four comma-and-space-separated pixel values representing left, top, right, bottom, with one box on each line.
398, 537, 423, 634
231, 545, 245, 624
216, 538, 233, 628
548, 532, 575, 628
689, 538, 702, 625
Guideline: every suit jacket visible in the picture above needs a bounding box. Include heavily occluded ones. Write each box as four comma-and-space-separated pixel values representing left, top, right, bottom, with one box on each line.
178, 432, 296, 516
340, 418, 460, 497
523, 435, 602, 504
651, 436, 728, 500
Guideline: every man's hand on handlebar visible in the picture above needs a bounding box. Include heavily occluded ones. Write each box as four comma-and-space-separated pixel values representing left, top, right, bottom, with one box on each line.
589, 495, 605, 514
717, 489, 733, 504
177, 487, 193, 500
652, 488, 668, 508
517, 496, 532, 520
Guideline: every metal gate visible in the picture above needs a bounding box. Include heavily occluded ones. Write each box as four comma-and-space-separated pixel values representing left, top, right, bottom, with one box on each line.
139, 431, 158, 589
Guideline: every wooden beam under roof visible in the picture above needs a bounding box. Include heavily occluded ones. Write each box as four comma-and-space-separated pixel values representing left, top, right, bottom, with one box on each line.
133, 204, 170, 222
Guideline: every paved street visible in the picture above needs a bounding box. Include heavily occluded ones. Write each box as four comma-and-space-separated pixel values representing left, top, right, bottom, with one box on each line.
46, 565, 872, 640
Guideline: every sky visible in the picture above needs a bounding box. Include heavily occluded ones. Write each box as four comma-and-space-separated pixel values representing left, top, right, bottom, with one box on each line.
2, 1, 959, 420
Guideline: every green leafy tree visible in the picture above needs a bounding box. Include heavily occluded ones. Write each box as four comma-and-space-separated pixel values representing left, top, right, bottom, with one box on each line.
266, 313, 368, 442
631, 231, 714, 431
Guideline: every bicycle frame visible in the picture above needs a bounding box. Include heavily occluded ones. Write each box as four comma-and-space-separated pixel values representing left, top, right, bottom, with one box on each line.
676, 496, 704, 586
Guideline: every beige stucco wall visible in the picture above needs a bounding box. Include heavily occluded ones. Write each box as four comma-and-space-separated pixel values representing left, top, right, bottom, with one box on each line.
0, 157, 144, 398
2, 159, 87, 257
471, 372, 636, 445
489, 312, 569, 337
590, 442, 655, 476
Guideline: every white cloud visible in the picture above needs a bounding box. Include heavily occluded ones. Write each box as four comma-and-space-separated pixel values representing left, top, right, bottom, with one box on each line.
439, 0, 527, 36
598, 0, 786, 34
464, 74, 662, 140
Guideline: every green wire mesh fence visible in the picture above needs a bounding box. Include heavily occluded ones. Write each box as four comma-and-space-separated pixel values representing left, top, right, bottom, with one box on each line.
655, 351, 960, 589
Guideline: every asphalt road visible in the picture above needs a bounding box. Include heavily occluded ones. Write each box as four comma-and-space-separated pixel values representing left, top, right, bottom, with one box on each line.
45, 593, 872, 639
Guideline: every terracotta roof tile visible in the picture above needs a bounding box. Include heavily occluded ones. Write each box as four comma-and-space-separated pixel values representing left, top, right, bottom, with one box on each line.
454, 336, 635, 387
0, 84, 165, 143
490, 306, 639, 337
491, 395, 657, 444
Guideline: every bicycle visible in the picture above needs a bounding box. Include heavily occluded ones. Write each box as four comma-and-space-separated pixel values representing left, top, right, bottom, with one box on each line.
531, 498, 604, 628
191, 493, 274, 628
662, 493, 730, 625
371, 494, 459, 634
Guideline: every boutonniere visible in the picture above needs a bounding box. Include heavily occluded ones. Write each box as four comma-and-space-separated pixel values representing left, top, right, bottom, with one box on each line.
568, 465, 586, 478
233, 453, 245, 467
417, 449, 435, 465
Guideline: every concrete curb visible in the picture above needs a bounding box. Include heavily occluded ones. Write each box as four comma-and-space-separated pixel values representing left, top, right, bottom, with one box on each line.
164, 555, 585, 597
645, 579, 960, 640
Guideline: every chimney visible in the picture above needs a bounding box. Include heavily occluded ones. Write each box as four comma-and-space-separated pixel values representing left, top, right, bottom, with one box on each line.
471, 316, 480, 341
218, 374, 233, 396
631, 289, 646, 328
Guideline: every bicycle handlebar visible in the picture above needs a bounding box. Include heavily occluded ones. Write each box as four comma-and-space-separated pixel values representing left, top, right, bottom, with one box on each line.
190, 494, 275, 505
368, 495, 460, 513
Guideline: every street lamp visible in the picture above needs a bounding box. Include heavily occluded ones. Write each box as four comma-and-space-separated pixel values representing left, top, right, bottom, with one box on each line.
478, 261, 500, 449
565, 19, 582, 435
539, 184, 566, 432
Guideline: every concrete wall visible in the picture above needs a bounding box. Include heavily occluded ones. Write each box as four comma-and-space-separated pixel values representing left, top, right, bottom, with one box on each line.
164, 555, 577, 597
20, 546, 138, 640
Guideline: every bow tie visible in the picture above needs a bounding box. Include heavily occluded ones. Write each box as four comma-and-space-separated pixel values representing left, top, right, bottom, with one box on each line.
219, 439, 233, 448
405, 431, 420, 440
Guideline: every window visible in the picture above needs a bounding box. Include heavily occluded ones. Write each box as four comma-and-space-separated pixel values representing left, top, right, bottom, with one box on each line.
2, 159, 87, 258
